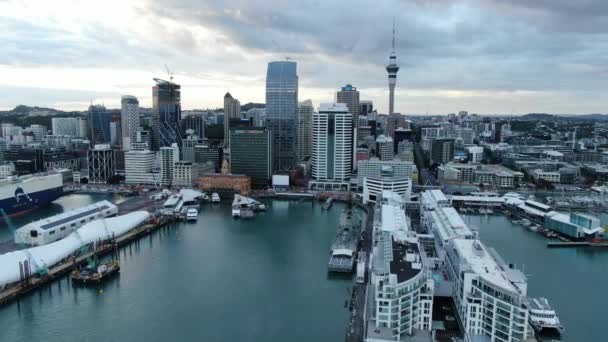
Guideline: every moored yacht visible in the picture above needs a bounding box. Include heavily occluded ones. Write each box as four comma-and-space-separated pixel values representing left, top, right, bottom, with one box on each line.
212, 193, 220, 204
186, 208, 199, 222
529, 297, 564, 338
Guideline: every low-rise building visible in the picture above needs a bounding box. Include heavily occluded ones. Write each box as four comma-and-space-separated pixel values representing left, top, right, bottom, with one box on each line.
197, 174, 251, 195
544, 212, 603, 240
531, 169, 560, 183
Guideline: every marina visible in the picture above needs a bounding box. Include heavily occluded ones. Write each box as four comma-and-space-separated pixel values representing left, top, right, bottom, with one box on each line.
0, 195, 355, 342
462, 213, 608, 341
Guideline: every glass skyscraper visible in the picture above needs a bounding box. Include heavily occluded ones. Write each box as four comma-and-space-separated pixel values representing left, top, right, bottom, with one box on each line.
88, 104, 111, 145
152, 78, 181, 150
265, 61, 298, 172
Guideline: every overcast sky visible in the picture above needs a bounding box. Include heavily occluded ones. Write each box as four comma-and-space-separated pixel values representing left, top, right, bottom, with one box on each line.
1, 0, 607, 114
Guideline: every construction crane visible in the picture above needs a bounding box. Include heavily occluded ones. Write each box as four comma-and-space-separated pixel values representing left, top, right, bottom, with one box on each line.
0, 209, 48, 277
164, 64, 174, 83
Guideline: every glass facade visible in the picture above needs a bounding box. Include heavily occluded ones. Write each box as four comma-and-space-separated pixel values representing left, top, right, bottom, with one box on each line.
152, 79, 181, 150
229, 127, 272, 189
265, 61, 298, 172
88, 105, 111, 145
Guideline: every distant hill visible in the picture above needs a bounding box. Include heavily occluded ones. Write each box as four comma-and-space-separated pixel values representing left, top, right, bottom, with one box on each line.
0, 105, 85, 129
241, 102, 265, 111
0, 105, 83, 117
520, 113, 608, 122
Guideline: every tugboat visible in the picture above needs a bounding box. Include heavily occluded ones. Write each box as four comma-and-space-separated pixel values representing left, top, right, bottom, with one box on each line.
71, 260, 120, 285
529, 297, 564, 339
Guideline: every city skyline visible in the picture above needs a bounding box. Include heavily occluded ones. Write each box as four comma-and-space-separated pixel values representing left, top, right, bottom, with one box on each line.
1, 0, 608, 114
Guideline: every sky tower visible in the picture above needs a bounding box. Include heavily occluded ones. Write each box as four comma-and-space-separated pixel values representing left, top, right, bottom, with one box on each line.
386, 21, 399, 115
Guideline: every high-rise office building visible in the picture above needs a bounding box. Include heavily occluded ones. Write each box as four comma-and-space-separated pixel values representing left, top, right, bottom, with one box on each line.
386, 23, 399, 115
121, 95, 140, 151
152, 78, 181, 150
229, 127, 272, 189
376, 135, 394, 161
180, 113, 205, 139
223, 92, 240, 147
160, 143, 179, 186
296, 100, 314, 161
52, 117, 86, 137
359, 100, 373, 116
26, 125, 46, 142
336, 84, 360, 118
181, 134, 204, 163
88, 105, 111, 145
387, 113, 406, 138
310, 103, 352, 191
194, 144, 222, 172
125, 149, 158, 185
265, 60, 298, 172
431, 138, 455, 165
87, 144, 115, 184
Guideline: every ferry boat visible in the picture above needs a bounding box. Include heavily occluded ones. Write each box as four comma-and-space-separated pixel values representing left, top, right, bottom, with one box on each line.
186, 208, 198, 222
0, 173, 63, 217
231, 195, 265, 218
529, 297, 564, 338
212, 193, 220, 204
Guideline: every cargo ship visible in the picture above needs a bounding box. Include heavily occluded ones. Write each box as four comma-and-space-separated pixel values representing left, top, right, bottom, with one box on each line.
0, 173, 64, 217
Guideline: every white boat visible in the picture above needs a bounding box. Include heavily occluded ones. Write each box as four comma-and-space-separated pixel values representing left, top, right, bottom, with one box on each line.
529, 297, 564, 338
521, 219, 531, 227
186, 208, 198, 221
212, 193, 220, 204
232, 206, 241, 218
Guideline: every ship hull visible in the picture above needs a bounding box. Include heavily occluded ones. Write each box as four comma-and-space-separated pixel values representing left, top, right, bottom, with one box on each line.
0, 186, 64, 217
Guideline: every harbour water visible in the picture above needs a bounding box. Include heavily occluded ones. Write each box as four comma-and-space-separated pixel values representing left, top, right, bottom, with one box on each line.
463, 213, 608, 342
0, 195, 354, 342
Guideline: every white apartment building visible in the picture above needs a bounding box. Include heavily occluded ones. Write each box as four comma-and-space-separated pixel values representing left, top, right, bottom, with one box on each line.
366, 191, 434, 341
362, 172, 412, 204
310, 103, 352, 191
468, 146, 484, 163
125, 149, 158, 185
160, 143, 179, 186
420, 189, 534, 342
121, 95, 140, 151
446, 239, 532, 341
357, 158, 417, 188
376, 135, 394, 161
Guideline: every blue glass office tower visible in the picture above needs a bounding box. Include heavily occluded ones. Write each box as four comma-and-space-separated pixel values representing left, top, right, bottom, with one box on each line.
152, 78, 181, 150
265, 61, 298, 172
88, 104, 111, 145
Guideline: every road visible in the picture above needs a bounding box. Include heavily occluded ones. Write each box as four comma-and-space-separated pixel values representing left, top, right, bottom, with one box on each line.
345, 204, 374, 342
413, 143, 440, 187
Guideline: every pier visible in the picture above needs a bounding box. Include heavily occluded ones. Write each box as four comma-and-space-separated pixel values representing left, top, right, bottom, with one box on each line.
547, 241, 608, 248
0, 216, 174, 307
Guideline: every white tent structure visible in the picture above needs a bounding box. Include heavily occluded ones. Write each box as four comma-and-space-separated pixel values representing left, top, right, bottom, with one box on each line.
0, 211, 150, 288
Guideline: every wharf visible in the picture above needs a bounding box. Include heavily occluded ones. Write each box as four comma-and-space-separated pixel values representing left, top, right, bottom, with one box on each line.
0, 216, 174, 307
345, 203, 373, 342
547, 241, 608, 248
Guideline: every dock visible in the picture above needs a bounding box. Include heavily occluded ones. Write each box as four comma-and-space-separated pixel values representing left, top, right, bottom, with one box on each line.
0, 216, 174, 307
547, 241, 608, 248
